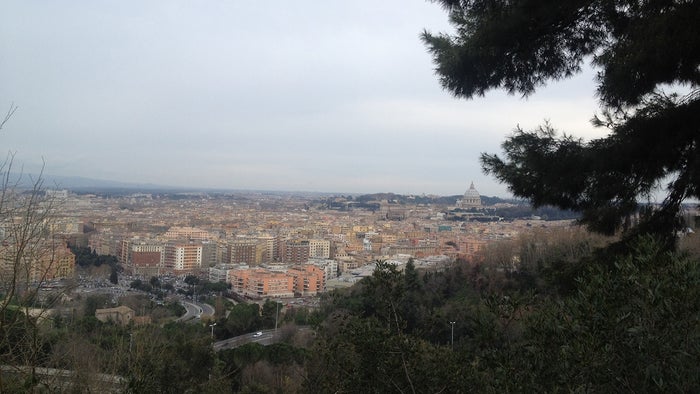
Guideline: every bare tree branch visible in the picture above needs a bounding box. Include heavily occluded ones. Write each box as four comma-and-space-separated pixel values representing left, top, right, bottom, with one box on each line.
0, 103, 17, 132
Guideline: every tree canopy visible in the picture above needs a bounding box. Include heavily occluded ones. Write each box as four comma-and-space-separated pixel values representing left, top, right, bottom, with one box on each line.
422, 0, 700, 240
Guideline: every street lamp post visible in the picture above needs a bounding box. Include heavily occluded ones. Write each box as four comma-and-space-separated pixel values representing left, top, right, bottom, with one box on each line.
274, 301, 280, 337
209, 322, 217, 339
450, 321, 456, 350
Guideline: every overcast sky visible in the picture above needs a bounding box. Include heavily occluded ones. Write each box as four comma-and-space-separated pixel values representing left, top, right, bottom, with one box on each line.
0, 1, 608, 197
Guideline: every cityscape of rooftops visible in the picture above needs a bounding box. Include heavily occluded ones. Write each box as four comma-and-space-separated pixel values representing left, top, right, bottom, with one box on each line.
2, 1, 698, 392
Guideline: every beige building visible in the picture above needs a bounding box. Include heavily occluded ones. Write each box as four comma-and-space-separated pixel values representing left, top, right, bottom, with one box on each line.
308, 239, 331, 259
163, 242, 203, 274
33, 243, 76, 282
0, 241, 75, 285
256, 235, 277, 263
164, 226, 211, 240
95, 306, 134, 326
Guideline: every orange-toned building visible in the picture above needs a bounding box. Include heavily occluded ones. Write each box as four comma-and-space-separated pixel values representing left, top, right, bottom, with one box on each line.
287, 265, 325, 296
230, 269, 294, 298
458, 238, 487, 257
229, 264, 327, 298
0, 241, 75, 284
31, 242, 76, 282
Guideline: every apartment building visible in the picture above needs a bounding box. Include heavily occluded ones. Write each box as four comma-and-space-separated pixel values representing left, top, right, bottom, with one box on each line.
164, 226, 211, 240
387, 239, 440, 257
280, 239, 309, 264
457, 238, 487, 257
201, 240, 219, 267
308, 239, 331, 259
209, 264, 237, 283
129, 242, 164, 276
163, 242, 203, 275
117, 239, 130, 265
88, 233, 119, 257
229, 268, 294, 298
49, 219, 84, 235
308, 259, 338, 283
257, 235, 277, 263
336, 256, 362, 273
32, 242, 76, 282
227, 239, 265, 265
287, 264, 325, 296
0, 241, 75, 285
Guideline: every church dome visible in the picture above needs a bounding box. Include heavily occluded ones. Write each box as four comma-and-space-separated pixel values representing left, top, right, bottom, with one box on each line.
459, 182, 481, 207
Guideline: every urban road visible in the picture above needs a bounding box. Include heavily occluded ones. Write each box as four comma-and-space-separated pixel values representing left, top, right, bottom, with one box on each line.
177, 299, 312, 351
212, 327, 312, 352
177, 299, 216, 322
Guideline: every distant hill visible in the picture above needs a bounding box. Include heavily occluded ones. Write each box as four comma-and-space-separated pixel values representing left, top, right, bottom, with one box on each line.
29, 174, 340, 198
351, 192, 519, 206
24, 173, 164, 190
322, 192, 580, 221
17, 174, 522, 203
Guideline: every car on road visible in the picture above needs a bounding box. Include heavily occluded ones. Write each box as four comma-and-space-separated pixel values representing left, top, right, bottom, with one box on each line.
253, 331, 262, 338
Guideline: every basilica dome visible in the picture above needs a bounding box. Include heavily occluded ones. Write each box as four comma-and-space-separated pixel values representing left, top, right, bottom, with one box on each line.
458, 182, 481, 208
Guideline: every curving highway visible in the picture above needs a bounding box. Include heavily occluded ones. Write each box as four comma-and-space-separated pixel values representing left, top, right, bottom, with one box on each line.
212, 329, 276, 351
177, 299, 216, 322
212, 326, 313, 352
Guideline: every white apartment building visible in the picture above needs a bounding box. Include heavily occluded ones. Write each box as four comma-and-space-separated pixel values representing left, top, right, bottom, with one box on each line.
131, 243, 164, 261
209, 264, 236, 283
308, 258, 339, 284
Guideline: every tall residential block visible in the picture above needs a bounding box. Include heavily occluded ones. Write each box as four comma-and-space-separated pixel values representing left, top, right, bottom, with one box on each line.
281, 239, 309, 264
308, 239, 331, 259
164, 242, 203, 275
129, 242, 164, 276
227, 239, 265, 265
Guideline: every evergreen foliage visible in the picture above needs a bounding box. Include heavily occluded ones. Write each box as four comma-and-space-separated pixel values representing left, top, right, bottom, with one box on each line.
71, 245, 121, 284
306, 234, 700, 392
423, 0, 700, 241
4, 230, 697, 392
70, 246, 119, 268
221, 303, 262, 337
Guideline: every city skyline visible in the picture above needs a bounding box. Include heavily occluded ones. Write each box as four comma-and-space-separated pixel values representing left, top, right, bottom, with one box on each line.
1, 1, 607, 197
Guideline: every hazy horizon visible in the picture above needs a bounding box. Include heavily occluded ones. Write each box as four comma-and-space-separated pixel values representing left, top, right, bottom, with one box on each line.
2, 1, 607, 197
36, 171, 520, 198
